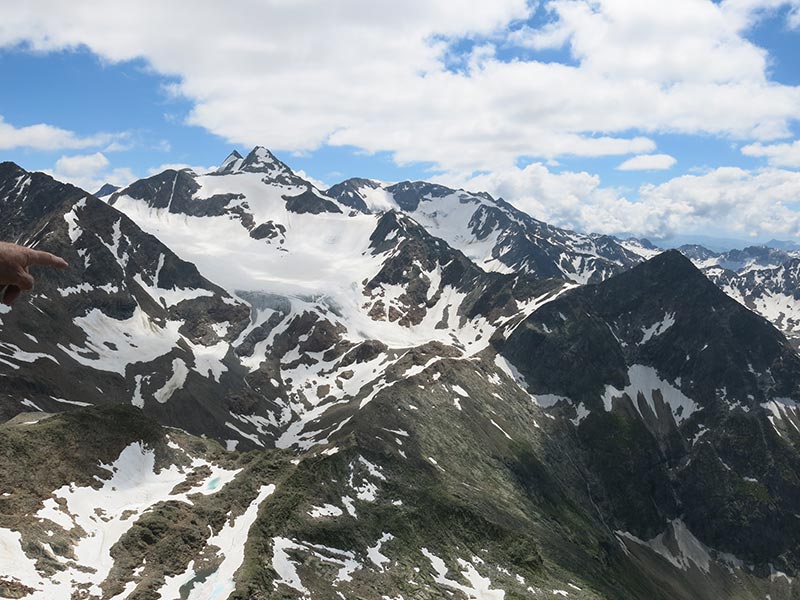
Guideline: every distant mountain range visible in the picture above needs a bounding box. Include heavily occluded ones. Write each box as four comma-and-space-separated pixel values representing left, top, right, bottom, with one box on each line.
1, 147, 799, 599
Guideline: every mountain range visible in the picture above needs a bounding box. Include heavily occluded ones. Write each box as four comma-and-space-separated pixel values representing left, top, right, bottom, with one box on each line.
1, 146, 799, 599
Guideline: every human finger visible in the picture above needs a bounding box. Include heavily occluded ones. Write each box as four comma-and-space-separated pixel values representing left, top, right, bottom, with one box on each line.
14, 268, 34, 292
25, 248, 68, 269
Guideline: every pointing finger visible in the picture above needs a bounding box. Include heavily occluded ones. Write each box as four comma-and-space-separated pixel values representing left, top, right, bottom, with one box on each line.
14, 267, 34, 292
25, 248, 68, 269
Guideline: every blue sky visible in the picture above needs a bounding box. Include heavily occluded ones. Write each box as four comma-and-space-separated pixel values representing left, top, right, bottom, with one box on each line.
1, 1, 799, 246
0, 47, 438, 185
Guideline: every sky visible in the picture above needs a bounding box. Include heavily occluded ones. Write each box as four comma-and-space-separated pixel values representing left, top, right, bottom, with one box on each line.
1, 0, 799, 247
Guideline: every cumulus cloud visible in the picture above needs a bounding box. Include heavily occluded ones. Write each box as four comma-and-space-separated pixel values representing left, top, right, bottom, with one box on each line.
1, 0, 799, 174
617, 154, 677, 171
0, 115, 115, 151
741, 139, 800, 167
448, 164, 800, 241
54, 152, 110, 177
4, 0, 800, 240
791, 6, 800, 27
49, 152, 134, 193
294, 170, 330, 191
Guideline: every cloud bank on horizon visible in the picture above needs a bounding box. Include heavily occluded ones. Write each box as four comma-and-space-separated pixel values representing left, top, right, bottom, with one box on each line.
0, 0, 799, 243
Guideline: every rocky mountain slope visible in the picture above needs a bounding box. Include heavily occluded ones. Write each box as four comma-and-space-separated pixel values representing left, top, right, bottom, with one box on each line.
324, 174, 800, 351
0, 161, 261, 441
325, 176, 644, 283
497, 251, 800, 569
0, 148, 799, 599
677, 244, 800, 348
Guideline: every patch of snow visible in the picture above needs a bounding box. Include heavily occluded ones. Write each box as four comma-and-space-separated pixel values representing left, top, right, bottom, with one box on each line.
153, 358, 189, 403
640, 313, 676, 345
452, 384, 469, 398
490, 419, 513, 440
421, 548, 505, 599
271, 537, 310, 594
7, 442, 243, 598
367, 533, 394, 571
341, 496, 358, 518
58, 306, 182, 375
602, 365, 699, 424
166, 484, 275, 600
617, 519, 712, 574
308, 503, 344, 518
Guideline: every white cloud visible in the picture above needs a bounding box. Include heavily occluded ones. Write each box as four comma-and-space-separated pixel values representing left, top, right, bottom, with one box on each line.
0, 115, 113, 151
54, 152, 109, 177
741, 139, 800, 167
48, 152, 134, 193
4, 0, 800, 241
295, 169, 330, 191
617, 154, 677, 171
791, 6, 800, 27
0, 0, 798, 175
635, 166, 800, 238
517, 0, 782, 83
448, 163, 800, 240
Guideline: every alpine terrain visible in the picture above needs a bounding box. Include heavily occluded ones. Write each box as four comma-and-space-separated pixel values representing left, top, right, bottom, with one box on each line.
1, 147, 799, 600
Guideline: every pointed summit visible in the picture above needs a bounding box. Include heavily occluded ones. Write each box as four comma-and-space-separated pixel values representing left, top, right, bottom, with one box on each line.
238, 146, 309, 184
214, 149, 244, 175
239, 146, 284, 172
212, 146, 311, 188
94, 183, 120, 198
637, 248, 701, 276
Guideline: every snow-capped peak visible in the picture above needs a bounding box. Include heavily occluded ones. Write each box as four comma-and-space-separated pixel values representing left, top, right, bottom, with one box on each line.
241, 146, 279, 170
215, 149, 244, 174
213, 146, 310, 189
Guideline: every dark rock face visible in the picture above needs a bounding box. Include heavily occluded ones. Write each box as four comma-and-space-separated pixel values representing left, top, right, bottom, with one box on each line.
110, 169, 245, 219
677, 244, 800, 347
325, 177, 379, 213
213, 149, 243, 174
503, 251, 800, 405
283, 188, 342, 214
385, 181, 454, 212
250, 221, 287, 241
111, 169, 200, 210
94, 182, 120, 198
498, 250, 800, 568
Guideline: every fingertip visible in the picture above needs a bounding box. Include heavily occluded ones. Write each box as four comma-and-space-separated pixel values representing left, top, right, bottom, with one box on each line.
27, 249, 69, 269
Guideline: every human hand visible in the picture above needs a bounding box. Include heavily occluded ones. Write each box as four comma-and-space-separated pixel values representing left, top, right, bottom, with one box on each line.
0, 242, 68, 305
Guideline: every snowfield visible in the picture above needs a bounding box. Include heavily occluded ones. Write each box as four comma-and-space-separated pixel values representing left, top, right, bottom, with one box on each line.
1, 440, 245, 599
